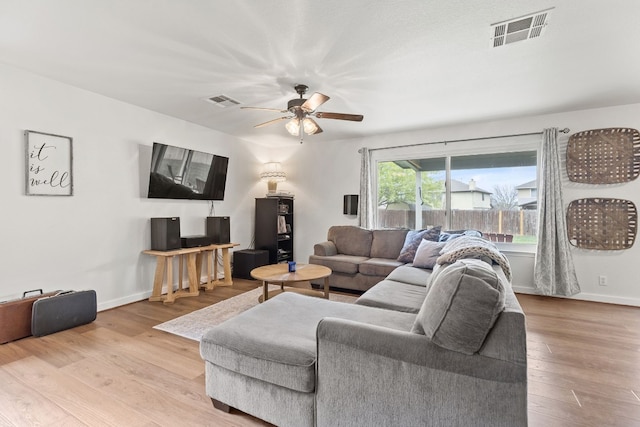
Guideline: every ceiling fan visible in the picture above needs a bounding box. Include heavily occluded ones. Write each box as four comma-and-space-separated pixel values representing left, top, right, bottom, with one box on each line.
241, 84, 364, 142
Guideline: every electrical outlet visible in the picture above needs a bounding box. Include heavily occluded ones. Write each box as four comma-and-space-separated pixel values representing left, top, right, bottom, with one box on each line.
598, 275, 607, 286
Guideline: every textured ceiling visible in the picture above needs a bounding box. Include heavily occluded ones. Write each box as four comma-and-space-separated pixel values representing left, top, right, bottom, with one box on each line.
1, 0, 640, 146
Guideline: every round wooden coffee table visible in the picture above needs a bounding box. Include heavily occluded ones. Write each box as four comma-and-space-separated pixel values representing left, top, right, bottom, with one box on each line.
250, 263, 332, 302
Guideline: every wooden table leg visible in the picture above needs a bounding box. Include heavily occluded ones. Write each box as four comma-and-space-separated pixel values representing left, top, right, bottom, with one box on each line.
323, 276, 329, 299
185, 252, 200, 297
163, 255, 175, 304
209, 247, 233, 288
178, 254, 184, 291
221, 247, 233, 286
198, 251, 214, 291
149, 257, 166, 302
194, 251, 205, 290
205, 250, 213, 290
213, 248, 219, 287
263, 280, 268, 302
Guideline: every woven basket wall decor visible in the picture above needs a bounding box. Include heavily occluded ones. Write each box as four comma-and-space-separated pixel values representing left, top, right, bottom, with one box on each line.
566, 198, 637, 250
566, 128, 640, 183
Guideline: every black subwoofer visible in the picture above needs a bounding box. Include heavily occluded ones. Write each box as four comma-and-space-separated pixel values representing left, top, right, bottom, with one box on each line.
233, 249, 269, 279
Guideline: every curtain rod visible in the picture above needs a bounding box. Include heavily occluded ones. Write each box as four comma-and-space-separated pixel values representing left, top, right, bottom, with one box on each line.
361, 128, 570, 153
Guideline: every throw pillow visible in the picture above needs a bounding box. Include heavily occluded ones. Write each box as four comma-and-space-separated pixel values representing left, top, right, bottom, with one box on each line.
412, 239, 446, 269
396, 226, 441, 263
411, 259, 506, 354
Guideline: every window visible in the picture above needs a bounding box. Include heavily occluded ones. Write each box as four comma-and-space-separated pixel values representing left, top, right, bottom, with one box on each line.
375, 146, 539, 245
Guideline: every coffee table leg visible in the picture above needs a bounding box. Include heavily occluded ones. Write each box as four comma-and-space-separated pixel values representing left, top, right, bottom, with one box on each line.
263, 280, 268, 302
323, 277, 329, 299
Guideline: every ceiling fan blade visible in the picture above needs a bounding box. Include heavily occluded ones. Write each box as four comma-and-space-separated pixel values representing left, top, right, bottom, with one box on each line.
241, 106, 288, 113
301, 92, 330, 113
315, 112, 364, 122
254, 116, 291, 128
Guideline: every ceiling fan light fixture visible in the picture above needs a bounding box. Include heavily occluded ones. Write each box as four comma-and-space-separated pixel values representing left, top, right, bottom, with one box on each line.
303, 118, 318, 135
285, 118, 300, 135
243, 83, 363, 141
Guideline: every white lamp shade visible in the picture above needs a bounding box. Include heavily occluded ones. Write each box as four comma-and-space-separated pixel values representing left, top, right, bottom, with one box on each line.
260, 162, 286, 182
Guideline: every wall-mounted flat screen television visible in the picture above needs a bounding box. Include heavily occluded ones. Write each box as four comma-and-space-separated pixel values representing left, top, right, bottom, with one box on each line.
147, 142, 229, 200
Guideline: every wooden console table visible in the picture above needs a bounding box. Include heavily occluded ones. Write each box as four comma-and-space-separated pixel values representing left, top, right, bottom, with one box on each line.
143, 243, 239, 304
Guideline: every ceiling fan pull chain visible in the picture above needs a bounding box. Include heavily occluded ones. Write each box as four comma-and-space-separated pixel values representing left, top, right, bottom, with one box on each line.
299, 119, 304, 143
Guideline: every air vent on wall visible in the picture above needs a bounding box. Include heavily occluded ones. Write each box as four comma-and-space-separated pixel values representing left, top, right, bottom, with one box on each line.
491, 8, 553, 48
205, 94, 241, 108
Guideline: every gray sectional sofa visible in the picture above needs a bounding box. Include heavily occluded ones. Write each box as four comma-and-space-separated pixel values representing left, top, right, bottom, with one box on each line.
308, 225, 482, 292
199, 234, 527, 427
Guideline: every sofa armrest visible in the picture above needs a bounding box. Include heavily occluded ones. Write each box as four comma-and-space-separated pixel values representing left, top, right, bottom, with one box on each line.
314, 241, 337, 256
315, 318, 527, 427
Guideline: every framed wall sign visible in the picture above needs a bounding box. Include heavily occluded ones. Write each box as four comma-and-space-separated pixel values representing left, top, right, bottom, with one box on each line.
25, 130, 73, 196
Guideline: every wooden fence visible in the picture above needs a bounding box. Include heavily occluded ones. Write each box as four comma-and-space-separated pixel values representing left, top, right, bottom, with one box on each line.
377, 208, 538, 236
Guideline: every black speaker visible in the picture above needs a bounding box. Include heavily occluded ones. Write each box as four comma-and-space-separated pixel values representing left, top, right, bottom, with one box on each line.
150, 217, 181, 251
206, 216, 230, 244
343, 194, 358, 215
233, 249, 269, 279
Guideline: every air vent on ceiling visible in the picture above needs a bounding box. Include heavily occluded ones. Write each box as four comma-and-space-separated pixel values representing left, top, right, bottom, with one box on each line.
205, 94, 241, 108
491, 8, 553, 48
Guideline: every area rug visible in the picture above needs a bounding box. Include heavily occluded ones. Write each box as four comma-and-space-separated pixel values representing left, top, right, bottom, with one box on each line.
153, 286, 358, 342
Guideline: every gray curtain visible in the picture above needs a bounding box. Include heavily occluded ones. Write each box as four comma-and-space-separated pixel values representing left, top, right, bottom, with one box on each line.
534, 128, 580, 296
358, 147, 374, 229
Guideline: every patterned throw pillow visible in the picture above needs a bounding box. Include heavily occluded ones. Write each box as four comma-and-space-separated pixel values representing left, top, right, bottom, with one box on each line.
396, 226, 441, 263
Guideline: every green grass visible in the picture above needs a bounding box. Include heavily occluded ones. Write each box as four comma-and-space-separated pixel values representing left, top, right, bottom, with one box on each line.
512, 235, 537, 244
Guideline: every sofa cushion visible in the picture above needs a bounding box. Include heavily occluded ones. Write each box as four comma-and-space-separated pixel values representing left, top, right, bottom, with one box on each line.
412, 239, 446, 269
328, 226, 372, 257
412, 259, 506, 355
356, 279, 427, 313
308, 254, 369, 275
359, 258, 405, 277
386, 265, 432, 286
396, 226, 441, 263
370, 229, 409, 259
200, 293, 416, 393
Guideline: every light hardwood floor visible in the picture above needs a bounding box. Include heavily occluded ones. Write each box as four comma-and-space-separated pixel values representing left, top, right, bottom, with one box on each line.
521, 294, 640, 427
1, 281, 639, 426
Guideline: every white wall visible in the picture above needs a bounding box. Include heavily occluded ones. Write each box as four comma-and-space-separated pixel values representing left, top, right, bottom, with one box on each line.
294, 103, 640, 306
4, 60, 638, 308
0, 62, 275, 310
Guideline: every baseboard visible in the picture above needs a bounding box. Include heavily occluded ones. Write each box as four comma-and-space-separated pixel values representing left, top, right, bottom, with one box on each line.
513, 286, 640, 307
98, 291, 152, 312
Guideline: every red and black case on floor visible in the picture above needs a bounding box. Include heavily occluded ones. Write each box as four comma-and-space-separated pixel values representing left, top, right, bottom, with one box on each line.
0, 289, 60, 344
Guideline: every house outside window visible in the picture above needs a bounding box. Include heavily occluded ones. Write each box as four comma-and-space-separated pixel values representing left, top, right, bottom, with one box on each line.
372, 136, 540, 245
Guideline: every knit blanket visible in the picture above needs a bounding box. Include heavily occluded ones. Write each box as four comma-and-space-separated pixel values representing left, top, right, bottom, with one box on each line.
436, 236, 512, 281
